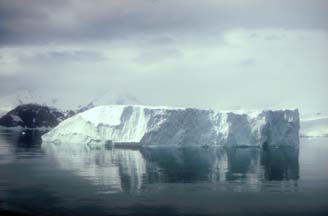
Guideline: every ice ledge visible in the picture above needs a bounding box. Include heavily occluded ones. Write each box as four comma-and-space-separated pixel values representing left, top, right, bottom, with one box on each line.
42, 105, 300, 148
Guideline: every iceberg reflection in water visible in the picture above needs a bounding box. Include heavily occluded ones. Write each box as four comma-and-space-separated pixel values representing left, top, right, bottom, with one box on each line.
43, 144, 299, 193
44, 145, 146, 193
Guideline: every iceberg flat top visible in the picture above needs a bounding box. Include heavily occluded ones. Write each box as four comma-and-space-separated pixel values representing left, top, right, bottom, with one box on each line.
42, 105, 299, 148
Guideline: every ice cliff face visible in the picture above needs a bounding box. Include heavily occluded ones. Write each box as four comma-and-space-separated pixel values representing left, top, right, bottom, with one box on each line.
42, 105, 299, 147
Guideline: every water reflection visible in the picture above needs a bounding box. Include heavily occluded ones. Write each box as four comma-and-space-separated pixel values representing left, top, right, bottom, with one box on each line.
141, 147, 226, 183
43, 143, 299, 193
0, 129, 44, 163
1, 129, 299, 193
261, 146, 299, 181
0, 129, 43, 148
225, 148, 260, 181
43, 144, 146, 193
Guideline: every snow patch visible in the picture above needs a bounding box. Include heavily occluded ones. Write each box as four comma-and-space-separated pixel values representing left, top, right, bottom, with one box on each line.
10, 114, 23, 122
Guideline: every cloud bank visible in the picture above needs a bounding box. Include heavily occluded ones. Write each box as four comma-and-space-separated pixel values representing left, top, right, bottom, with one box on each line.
0, 0, 327, 112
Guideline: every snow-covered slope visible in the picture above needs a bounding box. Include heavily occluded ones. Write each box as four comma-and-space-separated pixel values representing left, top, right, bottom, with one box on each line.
42, 105, 299, 147
300, 111, 328, 137
300, 117, 328, 137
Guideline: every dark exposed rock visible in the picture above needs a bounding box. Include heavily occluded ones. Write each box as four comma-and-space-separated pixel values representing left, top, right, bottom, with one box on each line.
63, 110, 76, 119
0, 104, 65, 128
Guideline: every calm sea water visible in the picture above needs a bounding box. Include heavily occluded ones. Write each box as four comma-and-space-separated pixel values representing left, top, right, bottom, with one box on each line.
0, 129, 327, 216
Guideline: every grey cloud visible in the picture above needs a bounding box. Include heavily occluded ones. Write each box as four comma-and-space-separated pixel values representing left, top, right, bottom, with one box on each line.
44, 51, 105, 62
248, 33, 286, 41
0, 1, 327, 112
240, 59, 256, 67
0, 0, 72, 44
0, 0, 328, 45
140, 35, 178, 46
265, 35, 285, 41
135, 47, 182, 64
18, 51, 106, 63
248, 33, 259, 39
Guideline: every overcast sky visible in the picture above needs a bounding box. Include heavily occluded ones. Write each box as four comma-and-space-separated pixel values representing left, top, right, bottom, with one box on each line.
0, 0, 327, 112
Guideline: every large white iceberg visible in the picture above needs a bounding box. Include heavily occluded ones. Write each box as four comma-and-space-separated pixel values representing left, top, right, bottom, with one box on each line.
42, 105, 299, 147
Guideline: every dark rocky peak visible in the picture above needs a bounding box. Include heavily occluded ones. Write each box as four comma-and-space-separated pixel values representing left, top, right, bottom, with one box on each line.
0, 103, 65, 128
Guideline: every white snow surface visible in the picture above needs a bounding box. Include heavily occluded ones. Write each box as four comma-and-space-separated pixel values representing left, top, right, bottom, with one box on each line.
42, 105, 300, 147
300, 117, 328, 137
299, 110, 328, 137
80, 106, 125, 126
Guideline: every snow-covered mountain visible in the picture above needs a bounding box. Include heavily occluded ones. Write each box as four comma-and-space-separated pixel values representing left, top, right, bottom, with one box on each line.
0, 104, 65, 129
92, 91, 140, 106
300, 111, 328, 137
78, 91, 141, 112
0, 90, 60, 117
42, 105, 300, 148
0, 90, 38, 116
0, 89, 142, 117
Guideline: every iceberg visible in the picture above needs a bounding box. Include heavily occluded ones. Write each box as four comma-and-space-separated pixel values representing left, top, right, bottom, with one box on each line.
42, 105, 300, 147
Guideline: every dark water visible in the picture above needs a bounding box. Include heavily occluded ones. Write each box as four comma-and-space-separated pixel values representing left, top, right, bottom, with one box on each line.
0, 129, 327, 216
